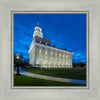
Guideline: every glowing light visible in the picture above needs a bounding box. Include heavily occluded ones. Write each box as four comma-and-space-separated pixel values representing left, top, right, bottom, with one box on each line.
51, 52, 53, 56
45, 56, 48, 59
55, 53, 57, 56
46, 43, 47, 45
40, 41, 41, 43
45, 61, 47, 64
59, 54, 61, 57
39, 61, 41, 64
39, 50, 41, 54
51, 57, 53, 59
63, 55, 65, 58
45, 51, 47, 55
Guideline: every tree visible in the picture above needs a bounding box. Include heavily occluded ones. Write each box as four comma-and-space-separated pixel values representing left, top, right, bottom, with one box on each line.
14, 54, 31, 69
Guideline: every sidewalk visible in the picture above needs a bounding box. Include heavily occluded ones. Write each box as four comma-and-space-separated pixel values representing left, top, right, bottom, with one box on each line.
14, 68, 86, 85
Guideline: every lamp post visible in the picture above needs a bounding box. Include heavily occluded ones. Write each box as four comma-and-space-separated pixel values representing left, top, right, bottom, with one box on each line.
16, 54, 20, 75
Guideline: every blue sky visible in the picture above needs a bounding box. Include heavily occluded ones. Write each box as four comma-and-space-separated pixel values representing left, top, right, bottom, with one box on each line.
14, 13, 86, 63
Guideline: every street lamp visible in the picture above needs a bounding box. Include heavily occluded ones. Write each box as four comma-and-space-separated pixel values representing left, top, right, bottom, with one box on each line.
16, 54, 20, 75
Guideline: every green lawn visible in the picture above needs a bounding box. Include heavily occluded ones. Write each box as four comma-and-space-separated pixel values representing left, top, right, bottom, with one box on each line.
14, 75, 86, 86
24, 68, 86, 80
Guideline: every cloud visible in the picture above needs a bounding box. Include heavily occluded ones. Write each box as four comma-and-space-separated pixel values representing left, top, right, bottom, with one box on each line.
14, 14, 86, 63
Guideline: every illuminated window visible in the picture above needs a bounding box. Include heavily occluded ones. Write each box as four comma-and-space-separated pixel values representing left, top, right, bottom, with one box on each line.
63, 63, 65, 66
45, 61, 48, 68
66, 55, 68, 58
50, 57, 53, 59
45, 56, 48, 59
55, 53, 57, 56
46, 43, 47, 45
55, 62, 57, 65
45, 51, 47, 55
59, 54, 61, 57
59, 62, 61, 68
40, 41, 41, 43
50, 52, 53, 56
63, 55, 65, 58
39, 50, 41, 54
45, 61, 47, 64
39, 61, 41, 64
50, 61, 53, 65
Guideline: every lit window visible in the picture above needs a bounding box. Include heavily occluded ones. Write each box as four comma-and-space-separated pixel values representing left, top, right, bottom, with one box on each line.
55, 53, 57, 56
66, 55, 68, 58
59, 62, 61, 65
51, 61, 53, 65
39, 61, 41, 64
45, 61, 47, 64
51, 57, 53, 59
46, 43, 47, 45
40, 41, 41, 43
45, 51, 47, 55
50, 52, 53, 56
39, 50, 41, 54
55, 62, 57, 65
63, 55, 65, 58
59, 54, 61, 57
45, 56, 48, 59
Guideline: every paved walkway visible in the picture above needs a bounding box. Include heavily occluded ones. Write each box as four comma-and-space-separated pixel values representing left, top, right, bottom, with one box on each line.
14, 68, 86, 85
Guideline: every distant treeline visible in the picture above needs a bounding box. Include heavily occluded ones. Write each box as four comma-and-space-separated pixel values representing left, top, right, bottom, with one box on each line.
73, 62, 86, 68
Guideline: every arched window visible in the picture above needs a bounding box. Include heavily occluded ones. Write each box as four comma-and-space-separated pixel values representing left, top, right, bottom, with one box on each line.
55, 53, 57, 56
59, 54, 61, 57
45, 51, 47, 55
50, 52, 53, 56
39, 50, 41, 54
66, 55, 68, 58
39, 61, 41, 64
45, 61, 47, 64
46, 43, 47, 45
63, 55, 65, 58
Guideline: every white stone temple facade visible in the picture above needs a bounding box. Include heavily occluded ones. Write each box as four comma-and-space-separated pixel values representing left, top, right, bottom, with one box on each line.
28, 23, 73, 68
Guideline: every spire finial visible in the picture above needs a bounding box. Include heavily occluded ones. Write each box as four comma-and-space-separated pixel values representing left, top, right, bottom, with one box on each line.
37, 22, 39, 27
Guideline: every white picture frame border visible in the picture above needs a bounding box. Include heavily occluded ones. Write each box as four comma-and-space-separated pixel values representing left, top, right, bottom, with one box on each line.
0, 0, 100, 100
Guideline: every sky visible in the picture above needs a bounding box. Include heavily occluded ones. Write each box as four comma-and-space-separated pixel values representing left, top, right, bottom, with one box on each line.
14, 13, 86, 63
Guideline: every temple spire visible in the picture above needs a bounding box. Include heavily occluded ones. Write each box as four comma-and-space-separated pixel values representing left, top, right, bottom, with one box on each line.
37, 22, 39, 27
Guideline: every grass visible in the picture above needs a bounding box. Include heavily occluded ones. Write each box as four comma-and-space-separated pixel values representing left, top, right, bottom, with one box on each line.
14, 75, 86, 86
24, 68, 86, 80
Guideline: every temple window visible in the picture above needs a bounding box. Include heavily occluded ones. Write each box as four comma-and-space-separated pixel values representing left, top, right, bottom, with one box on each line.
45, 61, 47, 64
50, 52, 53, 56
51, 57, 53, 59
45, 51, 47, 55
63, 55, 65, 58
46, 42, 47, 45
40, 41, 41, 43
55, 53, 57, 56
59, 54, 61, 57
45, 56, 48, 59
39, 50, 41, 54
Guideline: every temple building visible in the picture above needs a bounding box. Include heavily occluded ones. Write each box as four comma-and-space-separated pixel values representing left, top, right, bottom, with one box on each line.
28, 23, 73, 68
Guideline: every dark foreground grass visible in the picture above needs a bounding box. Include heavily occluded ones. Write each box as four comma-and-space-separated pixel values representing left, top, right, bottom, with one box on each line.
14, 75, 86, 86
24, 68, 86, 80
